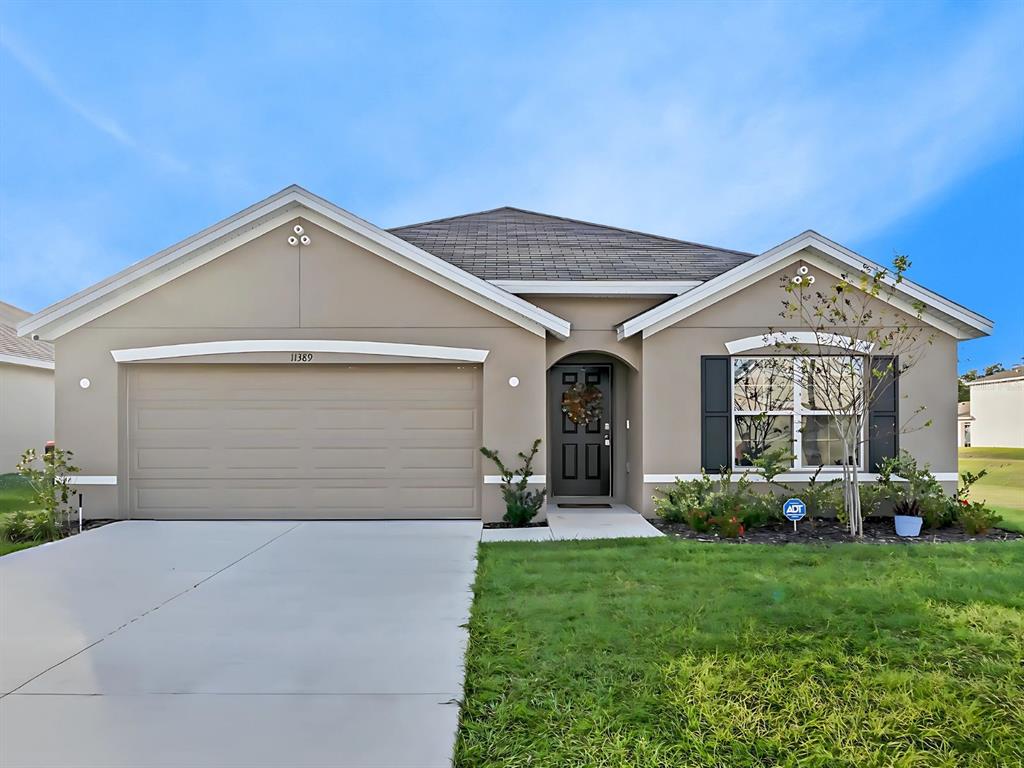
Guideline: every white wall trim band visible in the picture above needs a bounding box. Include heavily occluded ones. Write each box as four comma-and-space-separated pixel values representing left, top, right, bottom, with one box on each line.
725, 332, 874, 355
62, 475, 118, 485
0, 353, 55, 370
111, 339, 490, 364
484, 475, 546, 484
644, 472, 959, 483
490, 279, 701, 296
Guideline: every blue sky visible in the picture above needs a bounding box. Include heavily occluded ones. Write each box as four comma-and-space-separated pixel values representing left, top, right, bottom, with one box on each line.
1, 0, 1021, 371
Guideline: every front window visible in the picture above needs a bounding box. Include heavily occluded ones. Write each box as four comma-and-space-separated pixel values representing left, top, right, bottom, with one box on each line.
732, 356, 863, 470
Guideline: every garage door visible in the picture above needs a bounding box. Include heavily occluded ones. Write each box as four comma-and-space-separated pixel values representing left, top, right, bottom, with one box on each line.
126, 364, 481, 519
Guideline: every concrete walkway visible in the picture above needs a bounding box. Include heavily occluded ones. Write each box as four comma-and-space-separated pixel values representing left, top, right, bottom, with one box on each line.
1, 520, 481, 768
482, 504, 663, 542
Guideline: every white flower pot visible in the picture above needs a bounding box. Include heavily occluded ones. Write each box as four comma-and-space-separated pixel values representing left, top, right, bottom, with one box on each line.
894, 515, 923, 537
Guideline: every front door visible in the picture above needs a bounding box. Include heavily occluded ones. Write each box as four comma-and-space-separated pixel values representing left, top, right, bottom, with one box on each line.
549, 365, 611, 496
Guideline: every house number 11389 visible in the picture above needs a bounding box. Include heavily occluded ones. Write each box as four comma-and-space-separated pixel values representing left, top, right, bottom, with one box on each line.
290, 353, 314, 362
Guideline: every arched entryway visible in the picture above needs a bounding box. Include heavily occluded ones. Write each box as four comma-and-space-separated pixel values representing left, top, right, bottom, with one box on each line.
547, 351, 639, 503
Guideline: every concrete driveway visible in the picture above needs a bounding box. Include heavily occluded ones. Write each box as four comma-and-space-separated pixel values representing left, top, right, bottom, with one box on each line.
1, 520, 481, 768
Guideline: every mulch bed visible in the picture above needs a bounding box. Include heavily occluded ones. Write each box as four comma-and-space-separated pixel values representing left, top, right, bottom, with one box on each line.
651, 517, 1022, 545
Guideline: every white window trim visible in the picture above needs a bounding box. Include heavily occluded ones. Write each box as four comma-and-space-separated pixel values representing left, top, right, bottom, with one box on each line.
725, 332, 874, 355
644, 472, 959, 483
484, 475, 546, 484
731, 356, 865, 472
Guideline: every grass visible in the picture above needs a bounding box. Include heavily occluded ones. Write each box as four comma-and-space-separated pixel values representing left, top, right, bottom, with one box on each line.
457, 539, 1024, 767
959, 447, 1024, 533
0, 473, 45, 556
0, 473, 37, 514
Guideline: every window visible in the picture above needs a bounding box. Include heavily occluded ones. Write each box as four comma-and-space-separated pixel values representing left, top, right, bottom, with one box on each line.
732, 356, 863, 470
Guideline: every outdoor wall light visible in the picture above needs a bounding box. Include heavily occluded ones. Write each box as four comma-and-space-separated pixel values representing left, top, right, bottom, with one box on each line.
508, 376, 520, 387
79, 378, 91, 389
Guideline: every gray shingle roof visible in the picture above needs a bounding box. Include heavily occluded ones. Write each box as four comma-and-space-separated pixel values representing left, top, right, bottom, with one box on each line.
0, 301, 53, 363
389, 207, 755, 281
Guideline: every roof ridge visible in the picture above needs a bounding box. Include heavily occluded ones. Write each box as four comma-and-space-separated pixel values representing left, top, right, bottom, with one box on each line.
391, 206, 756, 258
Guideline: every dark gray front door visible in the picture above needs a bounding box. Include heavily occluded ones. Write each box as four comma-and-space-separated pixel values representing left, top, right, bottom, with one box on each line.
549, 365, 611, 496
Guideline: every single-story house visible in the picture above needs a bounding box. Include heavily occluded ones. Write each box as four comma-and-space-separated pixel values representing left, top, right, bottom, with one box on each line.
1, 300, 55, 472
957, 401, 974, 447
17, 186, 991, 521
962, 368, 1024, 448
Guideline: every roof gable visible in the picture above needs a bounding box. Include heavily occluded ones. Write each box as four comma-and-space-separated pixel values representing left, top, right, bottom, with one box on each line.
1, 302, 53, 368
617, 231, 992, 341
390, 206, 754, 282
18, 187, 571, 341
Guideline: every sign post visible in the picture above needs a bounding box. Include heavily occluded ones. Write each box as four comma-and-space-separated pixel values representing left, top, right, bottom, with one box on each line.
783, 498, 806, 532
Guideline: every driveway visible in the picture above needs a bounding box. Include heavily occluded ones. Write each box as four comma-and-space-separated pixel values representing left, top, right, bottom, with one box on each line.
0, 520, 481, 768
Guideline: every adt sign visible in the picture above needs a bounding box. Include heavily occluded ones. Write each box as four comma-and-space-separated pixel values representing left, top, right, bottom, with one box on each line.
783, 498, 807, 522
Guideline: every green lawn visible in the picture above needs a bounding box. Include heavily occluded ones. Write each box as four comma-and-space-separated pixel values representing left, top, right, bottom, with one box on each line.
0, 473, 45, 556
959, 447, 1024, 533
0, 473, 37, 514
457, 539, 1024, 767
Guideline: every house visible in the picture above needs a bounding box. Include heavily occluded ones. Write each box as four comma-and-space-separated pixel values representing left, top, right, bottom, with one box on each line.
957, 401, 974, 447
962, 368, 1024, 448
1, 300, 55, 472
17, 186, 991, 521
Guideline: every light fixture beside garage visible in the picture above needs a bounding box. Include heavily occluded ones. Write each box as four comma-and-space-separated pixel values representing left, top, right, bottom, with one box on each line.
79, 378, 91, 389
508, 376, 520, 387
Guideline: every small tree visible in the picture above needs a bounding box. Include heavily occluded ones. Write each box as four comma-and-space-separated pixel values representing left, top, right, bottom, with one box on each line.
16, 447, 80, 539
760, 254, 933, 536
480, 439, 546, 526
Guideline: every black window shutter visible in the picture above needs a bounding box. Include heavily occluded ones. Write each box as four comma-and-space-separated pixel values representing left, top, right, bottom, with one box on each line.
868, 355, 899, 471
701, 356, 731, 472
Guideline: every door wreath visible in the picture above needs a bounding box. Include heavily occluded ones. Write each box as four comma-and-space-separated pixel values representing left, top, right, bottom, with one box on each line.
561, 382, 603, 426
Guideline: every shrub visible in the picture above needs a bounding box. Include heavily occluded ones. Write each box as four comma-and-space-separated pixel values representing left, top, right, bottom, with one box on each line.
14, 447, 80, 541
951, 469, 1001, 534
958, 501, 1002, 536
878, 451, 950, 529
654, 469, 777, 537
653, 474, 713, 524
480, 439, 546, 526
0, 509, 58, 543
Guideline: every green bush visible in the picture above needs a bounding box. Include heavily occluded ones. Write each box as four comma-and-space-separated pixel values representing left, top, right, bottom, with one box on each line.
654, 469, 778, 537
480, 439, 546, 526
0, 509, 58, 543
13, 447, 81, 541
652, 474, 713, 524
951, 469, 1001, 534
958, 501, 1002, 535
878, 451, 951, 529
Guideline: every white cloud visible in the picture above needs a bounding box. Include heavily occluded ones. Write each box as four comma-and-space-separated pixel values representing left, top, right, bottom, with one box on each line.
378, 2, 1024, 253
0, 27, 187, 173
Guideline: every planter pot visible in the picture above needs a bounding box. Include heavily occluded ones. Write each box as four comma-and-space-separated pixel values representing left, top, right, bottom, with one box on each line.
894, 515, 923, 537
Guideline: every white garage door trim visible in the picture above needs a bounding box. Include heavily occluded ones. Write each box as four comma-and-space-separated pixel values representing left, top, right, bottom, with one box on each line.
112, 340, 489, 364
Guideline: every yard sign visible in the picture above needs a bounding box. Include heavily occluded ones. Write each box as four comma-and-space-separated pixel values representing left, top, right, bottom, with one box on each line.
783, 498, 806, 532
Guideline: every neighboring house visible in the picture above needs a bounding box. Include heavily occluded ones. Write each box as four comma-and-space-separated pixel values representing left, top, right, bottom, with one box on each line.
17, 186, 991, 521
0, 300, 55, 472
957, 401, 974, 447
963, 368, 1024, 448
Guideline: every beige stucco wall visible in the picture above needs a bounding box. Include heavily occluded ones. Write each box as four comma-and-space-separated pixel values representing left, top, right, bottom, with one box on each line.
969, 379, 1024, 448
56, 218, 547, 521
639, 255, 960, 514
0, 363, 54, 473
